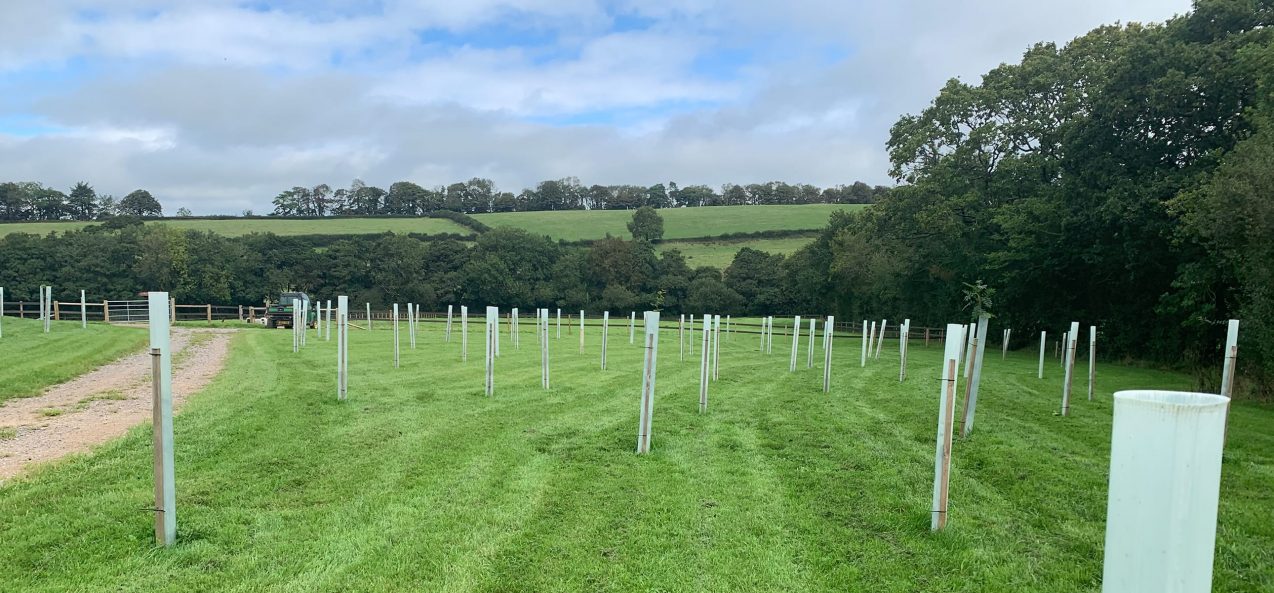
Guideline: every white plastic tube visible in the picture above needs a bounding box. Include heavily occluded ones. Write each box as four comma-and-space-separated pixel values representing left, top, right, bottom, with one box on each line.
1038, 330, 1046, 379
866, 321, 876, 363
789, 315, 801, 372
460, 306, 468, 362
1102, 390, 1229, 593
484, 306, 497, 396
337, 296, 348, 401
860, 318, 868, 367
875, 319, 887, 359
636, 311, 660, 453
1220, 320, 1239, 398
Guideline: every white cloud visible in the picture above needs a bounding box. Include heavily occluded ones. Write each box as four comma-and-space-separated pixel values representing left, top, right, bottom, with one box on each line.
0, 0, 1193, 214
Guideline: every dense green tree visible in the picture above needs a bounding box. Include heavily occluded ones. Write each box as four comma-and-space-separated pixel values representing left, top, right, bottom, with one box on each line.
118, 189, 163, 217
626, 206, 664, 243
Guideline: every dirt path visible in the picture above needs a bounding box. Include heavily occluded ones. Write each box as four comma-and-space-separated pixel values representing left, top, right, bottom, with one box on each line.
0, 328, 236, 481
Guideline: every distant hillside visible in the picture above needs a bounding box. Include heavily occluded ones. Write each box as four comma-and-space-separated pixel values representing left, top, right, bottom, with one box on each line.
0, 204, 863, 242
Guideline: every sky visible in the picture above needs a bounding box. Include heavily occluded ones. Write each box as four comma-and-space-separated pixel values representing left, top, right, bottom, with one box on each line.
0, 0, 1192, 214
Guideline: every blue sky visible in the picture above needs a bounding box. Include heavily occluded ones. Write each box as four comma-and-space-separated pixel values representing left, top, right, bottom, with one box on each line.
0, 0, 1191, 213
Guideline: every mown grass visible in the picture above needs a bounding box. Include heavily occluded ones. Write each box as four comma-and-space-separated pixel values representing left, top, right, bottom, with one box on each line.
0, 319, 1269, 592
476, 204, 861, 242
0, 317, 148, 403
0, 218, 471, 238
659, 236, 816, 269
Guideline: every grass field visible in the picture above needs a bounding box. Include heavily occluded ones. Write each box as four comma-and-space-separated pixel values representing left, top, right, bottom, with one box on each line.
475, 204, 859, 242
0, 317, 148, 403
0, 204, 860, 241
1, 319, 1268, 591
659, 237, 816, 269
0, 217, 471, 238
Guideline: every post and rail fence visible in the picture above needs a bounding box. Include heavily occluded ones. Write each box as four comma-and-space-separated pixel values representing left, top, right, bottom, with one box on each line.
0, 300, 955, 344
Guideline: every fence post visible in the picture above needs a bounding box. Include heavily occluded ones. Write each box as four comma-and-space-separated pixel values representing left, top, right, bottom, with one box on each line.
54, 300, 61, 321
169, 298, 176, 323
206, 304, 212, 322
103, 301, 110, 322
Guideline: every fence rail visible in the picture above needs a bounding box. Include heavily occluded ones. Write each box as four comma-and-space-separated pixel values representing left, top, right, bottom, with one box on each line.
0, 300, 954, 343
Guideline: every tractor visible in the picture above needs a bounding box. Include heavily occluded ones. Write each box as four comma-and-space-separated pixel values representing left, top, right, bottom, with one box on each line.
265, 291, 313, 329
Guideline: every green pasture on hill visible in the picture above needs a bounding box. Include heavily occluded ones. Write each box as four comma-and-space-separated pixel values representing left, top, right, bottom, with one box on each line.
1, 319, 1269, 591
475, 204, 860, 242
658, 237, 816, 269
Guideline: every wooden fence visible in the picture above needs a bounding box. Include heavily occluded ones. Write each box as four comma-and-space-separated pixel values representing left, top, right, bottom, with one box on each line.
0, 300, 954, 343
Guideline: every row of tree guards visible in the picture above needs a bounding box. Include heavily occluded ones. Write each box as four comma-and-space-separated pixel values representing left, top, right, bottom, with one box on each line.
11, 292, 1240, 590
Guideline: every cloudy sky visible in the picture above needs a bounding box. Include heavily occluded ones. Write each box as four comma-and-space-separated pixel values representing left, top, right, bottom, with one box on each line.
0, 0, 1190, 214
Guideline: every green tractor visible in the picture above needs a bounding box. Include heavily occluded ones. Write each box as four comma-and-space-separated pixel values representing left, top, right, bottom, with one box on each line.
265, 291, 313, 329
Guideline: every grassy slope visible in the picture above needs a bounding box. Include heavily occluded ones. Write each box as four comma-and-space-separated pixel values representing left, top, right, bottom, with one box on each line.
659, 237, 815, 269
2, 320, 1266, 592
0, 218, 470, 238
0, 317, 148, 402
475, 204, 859, 241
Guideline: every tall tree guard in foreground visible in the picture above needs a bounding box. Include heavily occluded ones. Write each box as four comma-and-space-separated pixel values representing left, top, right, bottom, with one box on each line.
1101, 390, 1228, 592
930, 324, 963, 531
148, 291, 176, 546
636, 311, 660, 454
